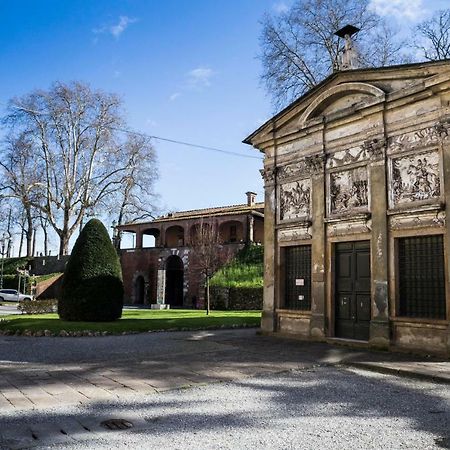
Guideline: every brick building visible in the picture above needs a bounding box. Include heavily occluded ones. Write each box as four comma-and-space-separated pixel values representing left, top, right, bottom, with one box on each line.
117, 192, 264, 307
244, 59, 450, 355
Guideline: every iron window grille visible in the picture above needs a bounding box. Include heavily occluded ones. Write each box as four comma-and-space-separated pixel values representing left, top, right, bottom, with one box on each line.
284, 245, 312, 310
398, 235, 446, 320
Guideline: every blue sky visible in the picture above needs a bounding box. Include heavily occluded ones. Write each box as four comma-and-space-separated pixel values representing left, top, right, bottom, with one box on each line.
0, 0, 447, 253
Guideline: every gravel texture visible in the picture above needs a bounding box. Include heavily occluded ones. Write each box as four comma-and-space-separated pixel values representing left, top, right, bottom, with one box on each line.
1, 366, 449, 449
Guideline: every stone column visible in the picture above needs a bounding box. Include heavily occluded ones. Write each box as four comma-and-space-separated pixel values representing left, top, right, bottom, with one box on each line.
248, 215, 255, 243
260, 166, 277, 332
367, 139, 390, 349
436, 117, 450, 354
308, 155, 326, 339
135, 231, 143, 249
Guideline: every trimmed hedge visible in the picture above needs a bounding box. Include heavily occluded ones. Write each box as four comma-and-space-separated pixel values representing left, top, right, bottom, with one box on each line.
58, 219, 123, 321
1, 275, 19, 290
211, 286, 263, 310
18, 299, 58, 315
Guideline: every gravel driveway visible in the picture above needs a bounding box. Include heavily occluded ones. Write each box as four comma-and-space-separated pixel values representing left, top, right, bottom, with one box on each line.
0, 329, 449, 449
0, 366, 449, 449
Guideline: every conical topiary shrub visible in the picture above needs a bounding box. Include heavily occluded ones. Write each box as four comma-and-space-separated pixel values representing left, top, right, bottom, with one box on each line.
58, 218, 124, 321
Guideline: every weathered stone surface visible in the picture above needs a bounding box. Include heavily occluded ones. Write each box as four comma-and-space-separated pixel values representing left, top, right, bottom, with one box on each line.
245, 60, 450, 356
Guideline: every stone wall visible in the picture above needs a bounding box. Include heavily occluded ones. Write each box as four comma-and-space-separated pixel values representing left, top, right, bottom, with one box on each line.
30, 256, 69, 276
35, 274, 63, 300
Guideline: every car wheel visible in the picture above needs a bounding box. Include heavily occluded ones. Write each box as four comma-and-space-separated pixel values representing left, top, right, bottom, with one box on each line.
0, 297, 4, 302
23, 297, 31, 302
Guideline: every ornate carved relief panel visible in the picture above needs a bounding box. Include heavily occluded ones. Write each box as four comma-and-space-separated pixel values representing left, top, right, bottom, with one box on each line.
278, 224, 312, 242
326, 146, 368, 169
328, 166, 369, 215
389, 210, 445, 231
387, 126, 440, 155
389, 149, 441, 208
279, 179, 311, 221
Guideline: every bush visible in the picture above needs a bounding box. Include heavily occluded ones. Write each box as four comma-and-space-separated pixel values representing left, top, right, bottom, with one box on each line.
58, 218, 124, 321
18, 299, 58, 315
210, 244, 264, 288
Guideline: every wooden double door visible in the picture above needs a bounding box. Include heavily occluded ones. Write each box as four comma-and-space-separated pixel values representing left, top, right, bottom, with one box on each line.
335, 241, 371, 341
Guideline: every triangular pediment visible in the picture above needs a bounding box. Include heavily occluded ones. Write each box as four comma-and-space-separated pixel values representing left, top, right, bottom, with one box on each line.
244, 60, 450, 149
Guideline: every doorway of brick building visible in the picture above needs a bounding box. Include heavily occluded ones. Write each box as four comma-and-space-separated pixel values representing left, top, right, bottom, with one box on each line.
134, 276, 145, 305
334, 241, 371, 341
165, 255, 184, 307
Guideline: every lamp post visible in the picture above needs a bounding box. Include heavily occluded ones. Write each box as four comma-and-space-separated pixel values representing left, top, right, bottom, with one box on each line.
0, 233, 7, 290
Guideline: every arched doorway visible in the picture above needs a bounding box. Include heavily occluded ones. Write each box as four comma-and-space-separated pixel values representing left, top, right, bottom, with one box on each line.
165, 255, 184, 307
134, 276, 145, 305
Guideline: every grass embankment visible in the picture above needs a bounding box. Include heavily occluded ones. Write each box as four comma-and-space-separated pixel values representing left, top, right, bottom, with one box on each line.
210, 245, 263, 288
0, 309, 261, 334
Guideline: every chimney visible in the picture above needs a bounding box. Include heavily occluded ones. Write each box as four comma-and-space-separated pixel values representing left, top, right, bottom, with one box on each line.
246, 191, 257, 207
335, 24, 361, 71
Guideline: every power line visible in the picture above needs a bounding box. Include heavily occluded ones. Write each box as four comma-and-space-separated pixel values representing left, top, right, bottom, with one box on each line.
0, 100, 263, 161
109, 126, 263, 160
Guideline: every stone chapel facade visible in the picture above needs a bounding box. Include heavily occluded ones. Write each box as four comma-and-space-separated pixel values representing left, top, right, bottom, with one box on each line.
244, 60, 450, 355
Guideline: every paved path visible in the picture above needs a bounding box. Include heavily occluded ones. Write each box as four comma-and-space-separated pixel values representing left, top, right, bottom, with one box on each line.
0, 329, 449, 448
0, 329, 448, 414
0, 305, 20, 316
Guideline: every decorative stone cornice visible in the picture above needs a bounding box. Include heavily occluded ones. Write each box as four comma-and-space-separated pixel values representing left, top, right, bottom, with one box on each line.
278, 222, 312, 241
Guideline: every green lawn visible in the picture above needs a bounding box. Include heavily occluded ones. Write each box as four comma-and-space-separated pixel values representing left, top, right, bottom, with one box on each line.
0, 309, 261, 334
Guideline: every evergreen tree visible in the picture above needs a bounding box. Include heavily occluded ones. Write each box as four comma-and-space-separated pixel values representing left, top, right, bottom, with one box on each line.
58, 218, 123, 321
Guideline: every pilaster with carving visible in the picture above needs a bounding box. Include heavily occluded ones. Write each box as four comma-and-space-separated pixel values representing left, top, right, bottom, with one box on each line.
260, 166, 276, 186
363, 138, 386, 161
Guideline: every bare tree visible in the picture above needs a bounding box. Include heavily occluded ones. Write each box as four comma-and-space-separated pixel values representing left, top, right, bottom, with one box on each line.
105, 133, 158, 250
415, 9, 450, 61
38, 214, 51, 256
260, 0, 409, 109
2, 82, 157, 256
0, 133, 40, 257
190, 220, 231, 315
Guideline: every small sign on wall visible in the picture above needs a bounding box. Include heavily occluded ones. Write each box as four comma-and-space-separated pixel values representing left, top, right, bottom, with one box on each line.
298, 295, 305, 300
295, 278, 305, 286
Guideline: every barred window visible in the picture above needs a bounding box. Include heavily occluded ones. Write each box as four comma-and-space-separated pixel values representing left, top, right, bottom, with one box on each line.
398, 235, 446, 320
284, 245, 311, 310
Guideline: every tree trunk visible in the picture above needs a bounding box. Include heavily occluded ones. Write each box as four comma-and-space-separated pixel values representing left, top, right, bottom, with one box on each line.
18, 230, 24, 257
6, 209, 12, 258
59, 234, 70, 256
43, 226, 48, 256
31, 228, 36, 257
206, 277, 210, 316
26, 217, 33, 257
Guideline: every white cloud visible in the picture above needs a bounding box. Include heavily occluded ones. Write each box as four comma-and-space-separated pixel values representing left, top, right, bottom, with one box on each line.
93, 15, 138, 39
186, 67, 215, 88
273, 2, 289, 14
369, 0, 425, 21
110, 16, 137, 38
169, 92, 181, 101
